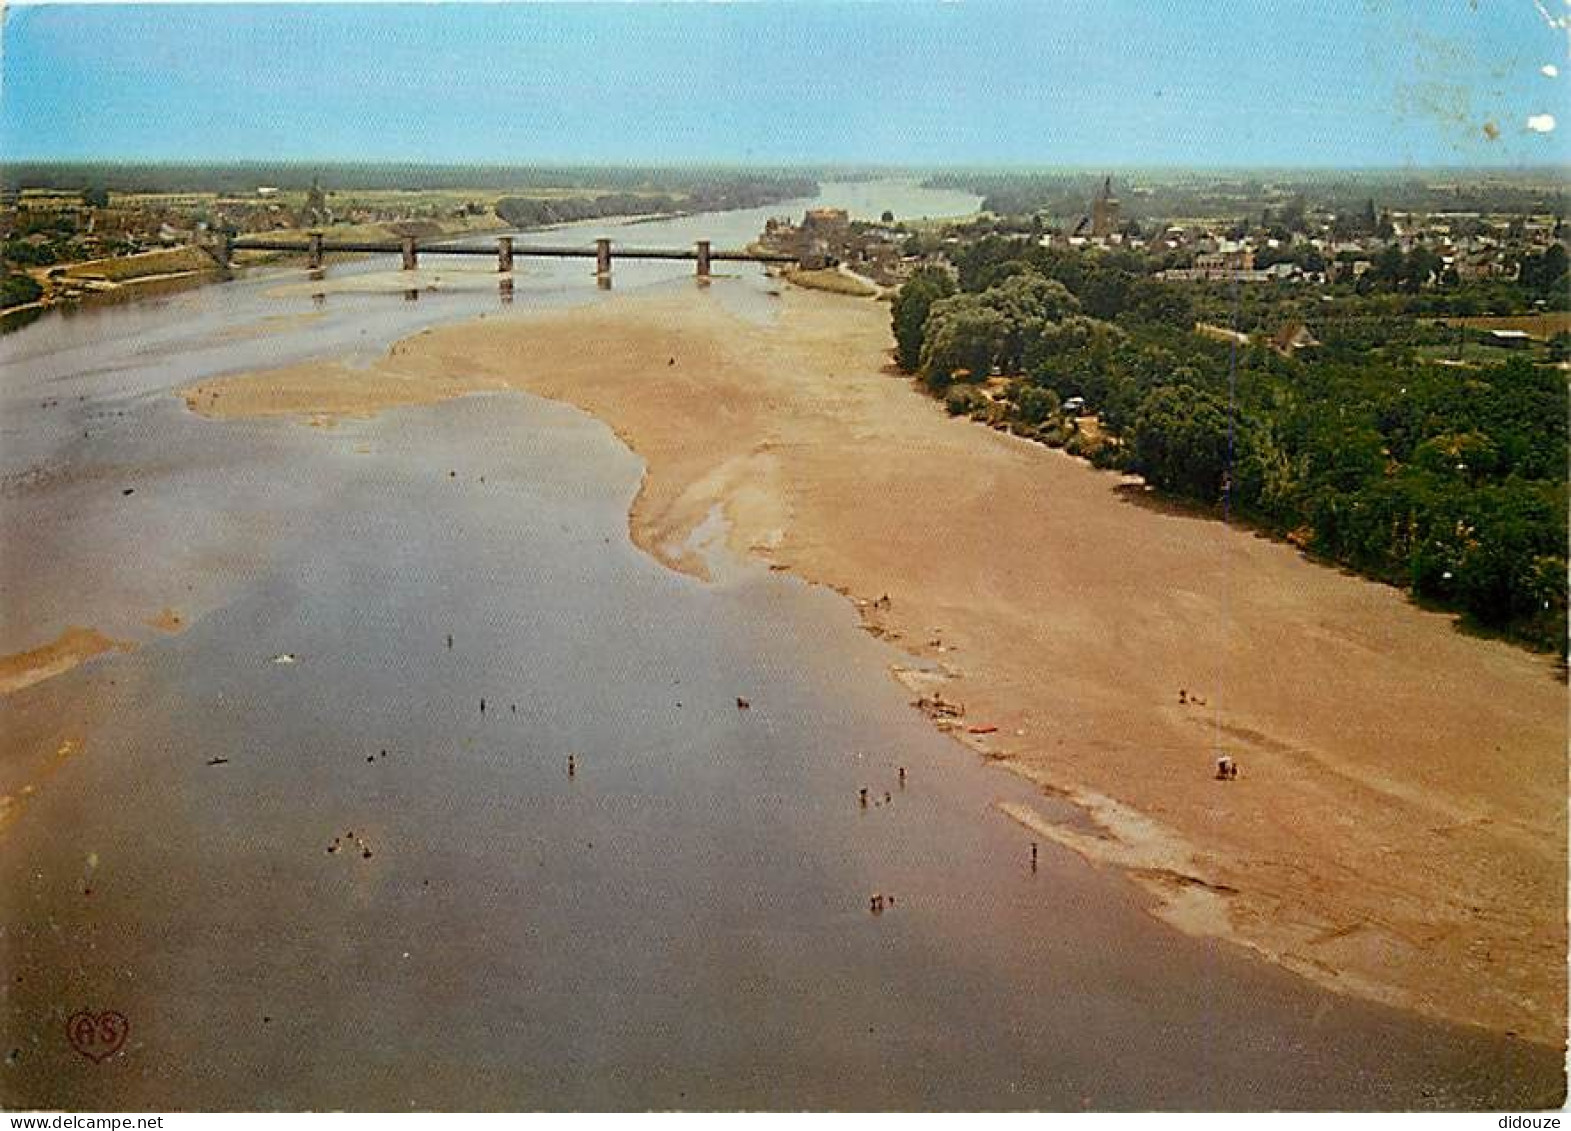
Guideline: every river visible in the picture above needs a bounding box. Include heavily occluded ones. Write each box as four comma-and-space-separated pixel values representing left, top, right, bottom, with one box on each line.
0, 182, 1558, 1110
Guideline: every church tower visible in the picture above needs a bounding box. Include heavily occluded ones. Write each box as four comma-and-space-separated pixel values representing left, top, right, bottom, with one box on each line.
1091, 175, 1120, 238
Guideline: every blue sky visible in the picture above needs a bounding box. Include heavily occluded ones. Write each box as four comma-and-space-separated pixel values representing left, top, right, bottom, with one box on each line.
2, 1, 1567, 167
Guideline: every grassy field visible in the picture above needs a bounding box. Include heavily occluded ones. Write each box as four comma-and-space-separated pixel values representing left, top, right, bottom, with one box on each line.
57, 245, 218, 281
1441, 312, 1571, 340
1413, 341, 1547, 366
783, 267, 879, 297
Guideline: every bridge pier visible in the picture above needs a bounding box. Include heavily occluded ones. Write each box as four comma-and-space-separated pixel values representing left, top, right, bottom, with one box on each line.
401, 236, 418, 271
595, 238, 612, 279
696, 240, 711, 280
307, 232, 324, 270
497, 236, 514, 273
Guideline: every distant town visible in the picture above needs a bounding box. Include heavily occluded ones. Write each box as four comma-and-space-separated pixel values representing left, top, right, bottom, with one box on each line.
0, 168, 813, 313
4, 169, 1567, 323
758, 172, 1567, 296
863, 170, 1567, 655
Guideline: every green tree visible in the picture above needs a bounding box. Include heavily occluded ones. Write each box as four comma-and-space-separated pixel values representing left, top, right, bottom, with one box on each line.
890, 267, 956, 372
1412, 431, 1500, 483
1025, 315, 1127, 404
1370, 244, 1406, 288
1010, 381, 1060, 425
1439, 485, 1569, 633
0, 273, 43, 309
1122, 278, 1195, 329
944, 385, 989, 416
1520, 243, 1568, 302
953, 235, 1034, 291
1076, 265, 1136, 320
1131, 384, 1237, 500
978, 273, 1080, 372
918, 295, 1009, 390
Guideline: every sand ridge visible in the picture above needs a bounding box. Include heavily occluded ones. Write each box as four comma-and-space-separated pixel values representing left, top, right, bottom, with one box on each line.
181, 285, 1568, 1045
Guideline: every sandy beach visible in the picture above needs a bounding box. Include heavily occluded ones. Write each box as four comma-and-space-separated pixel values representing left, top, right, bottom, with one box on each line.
179, 285, 1568, 1047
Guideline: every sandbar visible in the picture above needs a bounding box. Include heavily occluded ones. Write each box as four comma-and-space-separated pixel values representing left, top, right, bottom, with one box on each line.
181, 286, 1569, 1045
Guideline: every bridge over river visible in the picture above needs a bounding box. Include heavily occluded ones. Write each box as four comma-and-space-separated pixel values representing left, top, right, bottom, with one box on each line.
222, 233, 798, 279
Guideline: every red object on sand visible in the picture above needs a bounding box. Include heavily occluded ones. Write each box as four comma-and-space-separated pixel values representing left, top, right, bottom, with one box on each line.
967, 724, 998, 735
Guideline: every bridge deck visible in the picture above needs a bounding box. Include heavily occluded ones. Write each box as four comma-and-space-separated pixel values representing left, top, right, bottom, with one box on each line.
229, 238, 795, 264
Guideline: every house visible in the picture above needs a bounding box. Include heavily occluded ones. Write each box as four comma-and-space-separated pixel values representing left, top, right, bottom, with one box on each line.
1271, 321, 1320, 355
799, 237, 834, 270
800, 207, 850, 244
1455, 252, 1515, 281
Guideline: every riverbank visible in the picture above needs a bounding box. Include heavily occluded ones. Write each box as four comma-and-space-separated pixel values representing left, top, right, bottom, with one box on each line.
179, 285, 1568, 1048
5, 246, 225, 319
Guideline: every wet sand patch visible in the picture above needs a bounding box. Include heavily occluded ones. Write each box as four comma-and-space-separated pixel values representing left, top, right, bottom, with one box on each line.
217, 310, 327, 340
265, 267, 512, 299
0, 627, 131, 696
181, 357, 505, 422
146, 607, 187, 634
0, 737, 84, 833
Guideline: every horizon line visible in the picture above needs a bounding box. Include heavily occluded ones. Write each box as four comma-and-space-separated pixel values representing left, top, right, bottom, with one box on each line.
5, 159, 1570, 175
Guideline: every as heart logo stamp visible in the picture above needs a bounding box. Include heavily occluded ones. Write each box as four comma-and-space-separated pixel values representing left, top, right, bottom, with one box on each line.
66, 1010, 129, 1062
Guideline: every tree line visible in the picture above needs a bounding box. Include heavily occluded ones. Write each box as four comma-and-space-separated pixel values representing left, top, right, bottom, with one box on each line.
922, 171, 1570, 229
891, 239, 1568, 651
493, 177, 815, 229
1, 163, 820, 197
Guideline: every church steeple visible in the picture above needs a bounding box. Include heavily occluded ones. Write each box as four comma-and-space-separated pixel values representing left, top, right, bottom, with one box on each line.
1091, 174, 1120, 238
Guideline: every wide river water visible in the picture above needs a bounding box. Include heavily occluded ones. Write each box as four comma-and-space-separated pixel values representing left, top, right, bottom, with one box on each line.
0, 182, 1560, 1109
